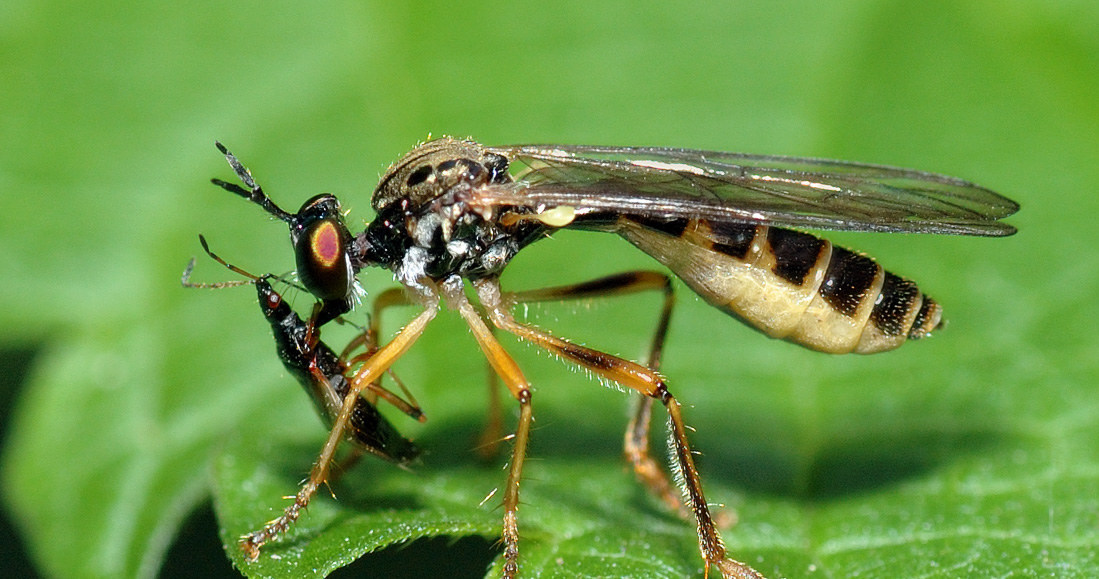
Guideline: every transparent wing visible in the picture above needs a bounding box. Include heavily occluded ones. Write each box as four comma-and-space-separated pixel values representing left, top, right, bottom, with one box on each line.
482, 144, 1019, 236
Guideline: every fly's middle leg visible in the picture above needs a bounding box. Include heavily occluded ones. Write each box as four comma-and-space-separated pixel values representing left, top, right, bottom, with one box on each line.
474, 276, 763, 579
502, 270, 688, 517
440, 277, 535, 579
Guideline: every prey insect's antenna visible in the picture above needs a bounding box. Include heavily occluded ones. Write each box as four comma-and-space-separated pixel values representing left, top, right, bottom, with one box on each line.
212, 142, 295, 223
180, 255, 253, 289
181, 257, 209, 288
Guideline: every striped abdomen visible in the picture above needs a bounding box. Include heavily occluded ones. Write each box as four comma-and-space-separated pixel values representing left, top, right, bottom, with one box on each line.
610, 216, 942, 354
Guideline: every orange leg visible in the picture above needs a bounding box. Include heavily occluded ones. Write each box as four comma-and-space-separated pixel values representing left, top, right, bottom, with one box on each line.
437, 277, 534, 579
503, 271, 687, 518
337, 287, 425, 421
473, 277, 763, 579
478, 271, 675, 465
473, 356, 505, 461
239, 300, 439, 560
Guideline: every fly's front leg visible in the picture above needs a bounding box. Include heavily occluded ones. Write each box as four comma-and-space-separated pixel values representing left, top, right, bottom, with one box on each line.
474, 278, 763, 579
240, 301, 438, 561
503, 271, 687, 518
339, 287, 425, 422
438, 277, 533, 579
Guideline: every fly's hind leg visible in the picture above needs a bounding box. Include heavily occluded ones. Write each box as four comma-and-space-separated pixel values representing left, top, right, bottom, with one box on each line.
473, 358, 505, 460
503, 271, 688, 519
474, 277, 763, 579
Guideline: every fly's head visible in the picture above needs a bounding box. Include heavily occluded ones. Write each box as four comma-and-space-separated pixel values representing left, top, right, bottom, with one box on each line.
212, 143, 360, 327
287, 194, 357, 326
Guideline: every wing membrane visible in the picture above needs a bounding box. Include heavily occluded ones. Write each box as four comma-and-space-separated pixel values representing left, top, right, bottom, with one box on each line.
483, 145, 1019, 236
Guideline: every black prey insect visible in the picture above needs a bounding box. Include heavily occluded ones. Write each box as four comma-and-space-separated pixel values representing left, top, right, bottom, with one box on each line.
182, 241, 425, 553
203, 137, 1018, 578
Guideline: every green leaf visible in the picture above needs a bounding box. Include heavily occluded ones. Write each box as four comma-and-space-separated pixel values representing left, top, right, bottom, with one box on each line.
3, 1, 1098, 578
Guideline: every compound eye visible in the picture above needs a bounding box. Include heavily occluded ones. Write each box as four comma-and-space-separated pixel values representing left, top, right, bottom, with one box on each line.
308, 220, 344, 270
295, 217, 353, 303
254, 278, 285, 318
291, 194, 354, 310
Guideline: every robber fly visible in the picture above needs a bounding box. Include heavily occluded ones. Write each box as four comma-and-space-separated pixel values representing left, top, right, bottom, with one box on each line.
206, 137, 1018, 579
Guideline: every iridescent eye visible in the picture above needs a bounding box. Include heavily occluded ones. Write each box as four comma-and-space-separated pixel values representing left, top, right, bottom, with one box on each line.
290, 194, 354, 326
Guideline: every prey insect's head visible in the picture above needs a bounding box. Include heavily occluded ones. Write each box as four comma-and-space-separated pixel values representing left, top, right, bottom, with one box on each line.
212, 142, 359, 326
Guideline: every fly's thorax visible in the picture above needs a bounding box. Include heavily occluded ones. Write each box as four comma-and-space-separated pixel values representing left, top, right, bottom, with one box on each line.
358, 138, 545, 283
372, 137, 511, 212
383, 199, 539, 283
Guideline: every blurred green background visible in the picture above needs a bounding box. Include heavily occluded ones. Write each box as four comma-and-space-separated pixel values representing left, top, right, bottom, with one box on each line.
2, 1, 1096, 578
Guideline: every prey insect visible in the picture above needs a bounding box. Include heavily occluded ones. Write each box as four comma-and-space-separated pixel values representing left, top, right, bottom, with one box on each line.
182, 239, 424, 557
205, 137, 1018, 578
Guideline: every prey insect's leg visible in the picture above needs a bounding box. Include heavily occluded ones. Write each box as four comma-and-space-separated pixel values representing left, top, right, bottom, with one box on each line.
240, 301, 439, 561
473, 278, 763, 579
502, 271, 687, 517
437, 277, 533, 579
